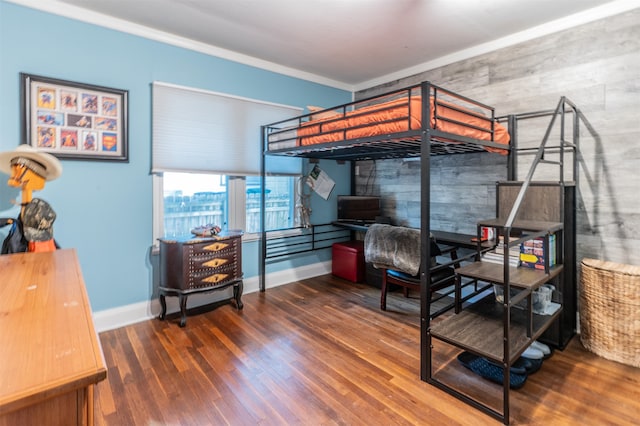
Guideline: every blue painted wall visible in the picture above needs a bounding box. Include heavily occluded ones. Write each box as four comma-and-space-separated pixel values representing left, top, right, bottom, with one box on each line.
0, 1, 351, 311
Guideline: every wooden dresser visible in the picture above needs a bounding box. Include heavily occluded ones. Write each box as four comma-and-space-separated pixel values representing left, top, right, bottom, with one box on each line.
0, 249, 106, 426
158, 231, 244, 326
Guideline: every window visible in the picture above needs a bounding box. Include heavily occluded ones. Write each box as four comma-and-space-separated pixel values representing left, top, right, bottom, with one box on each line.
162, 172, 227, 238
160, 172, 298, 239
151, 82, 303, 242
245, 175, 297, 233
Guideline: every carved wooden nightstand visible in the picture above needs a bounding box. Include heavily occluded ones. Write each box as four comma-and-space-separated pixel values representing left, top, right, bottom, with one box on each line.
158, 231, 243, 327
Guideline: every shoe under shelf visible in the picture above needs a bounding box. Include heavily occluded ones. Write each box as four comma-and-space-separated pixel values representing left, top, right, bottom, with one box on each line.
429, 294, 562, 364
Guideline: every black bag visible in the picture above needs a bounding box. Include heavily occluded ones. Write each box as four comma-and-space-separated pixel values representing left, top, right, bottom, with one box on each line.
1, 217, 28, 254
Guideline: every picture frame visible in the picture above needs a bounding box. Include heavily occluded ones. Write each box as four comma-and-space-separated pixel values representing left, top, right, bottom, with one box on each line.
21, 73, 128, 162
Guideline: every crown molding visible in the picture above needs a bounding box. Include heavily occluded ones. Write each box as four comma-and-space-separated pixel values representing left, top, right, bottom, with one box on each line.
4, 0, 353, 91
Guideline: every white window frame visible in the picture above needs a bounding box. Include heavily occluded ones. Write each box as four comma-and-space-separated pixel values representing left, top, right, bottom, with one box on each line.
227, 176, 246, 232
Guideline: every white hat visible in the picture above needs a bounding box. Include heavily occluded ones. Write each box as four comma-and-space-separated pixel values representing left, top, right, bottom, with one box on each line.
0, 144, 63, 181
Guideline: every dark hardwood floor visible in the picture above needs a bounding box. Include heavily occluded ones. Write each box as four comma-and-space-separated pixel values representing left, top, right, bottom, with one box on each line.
95, 275, 639, 425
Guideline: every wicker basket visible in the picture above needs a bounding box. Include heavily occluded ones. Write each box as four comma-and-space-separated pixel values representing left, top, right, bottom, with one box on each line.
580, 258, 640, 367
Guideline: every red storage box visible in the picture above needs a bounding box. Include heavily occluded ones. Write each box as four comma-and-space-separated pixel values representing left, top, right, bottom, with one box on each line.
332, 241, 365, 283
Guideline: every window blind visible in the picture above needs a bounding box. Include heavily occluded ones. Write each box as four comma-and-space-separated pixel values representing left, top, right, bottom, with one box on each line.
152, 82, 302, 175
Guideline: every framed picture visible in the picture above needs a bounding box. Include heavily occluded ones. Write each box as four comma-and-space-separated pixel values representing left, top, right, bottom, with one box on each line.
21, 73, 128, 162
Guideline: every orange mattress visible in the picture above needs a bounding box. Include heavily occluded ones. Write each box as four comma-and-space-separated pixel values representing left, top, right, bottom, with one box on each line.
296, 96, 509, 154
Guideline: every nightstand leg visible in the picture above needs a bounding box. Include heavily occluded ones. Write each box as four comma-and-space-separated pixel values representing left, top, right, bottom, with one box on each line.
233, 280, 244, 310
179, 294, 188, 327
159, 293, 167, 320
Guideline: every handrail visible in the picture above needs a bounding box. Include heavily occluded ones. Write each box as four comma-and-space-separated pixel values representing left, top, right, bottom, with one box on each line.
504, 97, 579, 228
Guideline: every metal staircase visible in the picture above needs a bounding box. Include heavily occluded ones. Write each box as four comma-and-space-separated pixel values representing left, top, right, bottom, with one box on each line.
424, 97, 581, 425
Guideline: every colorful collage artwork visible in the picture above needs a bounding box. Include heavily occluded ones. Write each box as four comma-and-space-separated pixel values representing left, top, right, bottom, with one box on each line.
25, 74, 127, 161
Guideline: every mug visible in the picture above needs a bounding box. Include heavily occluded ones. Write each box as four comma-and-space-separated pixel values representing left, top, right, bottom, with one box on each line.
481, 226, 495, 241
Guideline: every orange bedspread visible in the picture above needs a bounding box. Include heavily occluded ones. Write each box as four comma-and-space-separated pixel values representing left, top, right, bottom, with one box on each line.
298, 96, 509, 154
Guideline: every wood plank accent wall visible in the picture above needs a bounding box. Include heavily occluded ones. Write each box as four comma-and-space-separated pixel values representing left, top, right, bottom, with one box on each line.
355, 9, 640, 265
354, 154, 506, 234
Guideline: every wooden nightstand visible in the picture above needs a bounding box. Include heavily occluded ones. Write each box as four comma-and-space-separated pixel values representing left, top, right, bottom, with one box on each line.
158, 231, 243, 326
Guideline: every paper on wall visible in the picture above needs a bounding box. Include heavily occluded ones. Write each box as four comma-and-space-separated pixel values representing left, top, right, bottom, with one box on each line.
305, 165, 334, 200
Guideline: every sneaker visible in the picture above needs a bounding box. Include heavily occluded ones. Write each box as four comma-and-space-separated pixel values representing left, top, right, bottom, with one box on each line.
522, 346, 544, 359
531, 340, 551, 356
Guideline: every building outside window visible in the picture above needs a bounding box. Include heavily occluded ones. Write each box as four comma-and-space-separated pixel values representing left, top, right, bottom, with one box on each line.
161, 172, 297, 238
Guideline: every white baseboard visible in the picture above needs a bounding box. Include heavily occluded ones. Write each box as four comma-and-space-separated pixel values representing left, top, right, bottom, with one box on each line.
93, 260, 331, 333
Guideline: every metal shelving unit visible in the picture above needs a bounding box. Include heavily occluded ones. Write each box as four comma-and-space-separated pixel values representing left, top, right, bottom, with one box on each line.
422, 97, 580, 425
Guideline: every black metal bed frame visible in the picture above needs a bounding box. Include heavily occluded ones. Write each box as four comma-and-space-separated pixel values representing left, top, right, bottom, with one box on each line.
258, 80, 578, 424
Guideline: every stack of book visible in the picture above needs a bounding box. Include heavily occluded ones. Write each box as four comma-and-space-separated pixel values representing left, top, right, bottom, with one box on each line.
482, 236, 520, 266
482, 250, 520, 267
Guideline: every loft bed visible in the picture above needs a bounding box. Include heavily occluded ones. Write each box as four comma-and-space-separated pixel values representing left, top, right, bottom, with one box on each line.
259, 79, 515, 417
260, 84, 581, 425
259, 77, 514, 384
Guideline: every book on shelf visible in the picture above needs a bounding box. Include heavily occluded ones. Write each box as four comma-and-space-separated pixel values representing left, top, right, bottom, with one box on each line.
482, 250, 520, 267
494, 236, 521, 256
520, 233, 557, 270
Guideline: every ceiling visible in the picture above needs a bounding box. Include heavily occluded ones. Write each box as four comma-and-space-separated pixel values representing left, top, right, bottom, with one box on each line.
14, 0, 635, 90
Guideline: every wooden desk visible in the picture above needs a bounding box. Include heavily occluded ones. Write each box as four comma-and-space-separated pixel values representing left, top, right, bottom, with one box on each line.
0, 249, 106, 426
